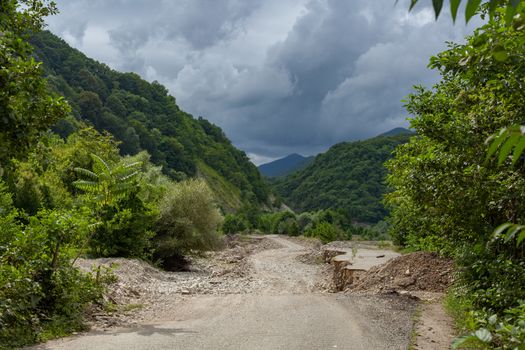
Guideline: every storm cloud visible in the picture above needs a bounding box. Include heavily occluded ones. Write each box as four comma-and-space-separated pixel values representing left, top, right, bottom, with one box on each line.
46, 0, 478, 164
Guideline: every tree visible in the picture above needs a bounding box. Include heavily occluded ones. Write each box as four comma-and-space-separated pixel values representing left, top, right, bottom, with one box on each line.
387, 5, 525, 347
0, 0, 69, 169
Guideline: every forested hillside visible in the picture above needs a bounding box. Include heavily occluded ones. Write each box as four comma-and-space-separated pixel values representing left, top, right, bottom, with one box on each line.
29, 31, 268, 209
271, 132, 413, 223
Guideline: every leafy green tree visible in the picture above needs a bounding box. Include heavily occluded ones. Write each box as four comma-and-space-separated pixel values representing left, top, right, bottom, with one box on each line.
73, 153, 156, 257
0, 0, 69, 169
387, 5, 525, 347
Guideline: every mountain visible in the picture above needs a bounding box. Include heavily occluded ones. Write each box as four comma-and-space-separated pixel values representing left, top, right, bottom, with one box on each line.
30, 31, 269, 210
258, 154, 314, 177
270, 133, 413, 223
378, 127, 413, 137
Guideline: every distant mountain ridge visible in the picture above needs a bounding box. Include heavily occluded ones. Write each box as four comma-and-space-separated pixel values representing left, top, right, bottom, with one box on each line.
258, 153, 314, 177
270, 132, 413, 223
378, 127, 413, 137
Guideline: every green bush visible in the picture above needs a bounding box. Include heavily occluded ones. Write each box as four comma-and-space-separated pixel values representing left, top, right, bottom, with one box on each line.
154, 179, 223, 270
278, 217, 300, 236
0, 201, 105, 348
305, 221, 344, 244
222, 213, 249, 235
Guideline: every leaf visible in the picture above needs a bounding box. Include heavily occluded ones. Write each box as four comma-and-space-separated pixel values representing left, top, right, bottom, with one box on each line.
511, 137, 525, 165
498, 134, 520, 165
504, 224, 525, 242
90, 153, 111, 175
450, 0, 461, 23
517, 231, 525, 247
486, 129, 507, 160
452, 335, 478, 349
474, 328, 492, 343
493, 223, 513, 237
73, 167, 98, 180
488, 0, 501, 15
433, 0, 444, 18
409, 0, 419, 11
488, 314, 497, 325
493, 49, 509, 62
505, 4, 517, 25
465, 0, 482, 23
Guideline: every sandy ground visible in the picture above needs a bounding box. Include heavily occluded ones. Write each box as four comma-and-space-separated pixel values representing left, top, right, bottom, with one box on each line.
30, 236, 419, 350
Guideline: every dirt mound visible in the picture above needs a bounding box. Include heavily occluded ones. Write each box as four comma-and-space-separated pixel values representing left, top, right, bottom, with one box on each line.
350, 252, 454, 293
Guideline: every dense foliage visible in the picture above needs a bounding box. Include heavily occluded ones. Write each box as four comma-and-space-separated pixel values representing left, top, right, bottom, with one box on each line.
387, 6, 525, 348
0, 0, 69, 168
29, 31, 269, 209
154, 179, 223, 270
271, 133, 413, 223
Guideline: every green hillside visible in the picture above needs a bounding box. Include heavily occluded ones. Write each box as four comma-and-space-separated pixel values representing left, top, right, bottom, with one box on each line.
271, 133, 413, 223
29, 31, 268, 209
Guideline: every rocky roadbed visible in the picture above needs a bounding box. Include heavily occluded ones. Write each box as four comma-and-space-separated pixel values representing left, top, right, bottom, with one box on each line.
75, 235, 455, 350
76, 235, 301, 328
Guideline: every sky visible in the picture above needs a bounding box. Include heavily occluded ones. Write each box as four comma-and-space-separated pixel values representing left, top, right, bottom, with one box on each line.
46, 0, 479, 165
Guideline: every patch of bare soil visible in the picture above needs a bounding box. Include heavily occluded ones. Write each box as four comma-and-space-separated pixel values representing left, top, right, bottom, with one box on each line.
350, 251, 454, 293
75, 235, 282, 328
413, 300, 455, 350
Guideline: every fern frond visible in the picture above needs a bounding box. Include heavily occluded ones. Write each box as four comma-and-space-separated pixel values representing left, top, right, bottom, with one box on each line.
73, 180, 99, 193
91, 153, 111, 175
73, 167, 99, 180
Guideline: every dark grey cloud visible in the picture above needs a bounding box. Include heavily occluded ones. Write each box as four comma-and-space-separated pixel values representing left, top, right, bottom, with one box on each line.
46, 0, 479, 164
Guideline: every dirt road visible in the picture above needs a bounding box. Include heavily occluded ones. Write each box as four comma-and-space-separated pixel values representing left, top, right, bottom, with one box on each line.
33, 236, 417, 350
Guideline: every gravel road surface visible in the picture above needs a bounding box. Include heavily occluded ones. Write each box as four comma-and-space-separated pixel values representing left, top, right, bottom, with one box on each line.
31, 236, 416, 350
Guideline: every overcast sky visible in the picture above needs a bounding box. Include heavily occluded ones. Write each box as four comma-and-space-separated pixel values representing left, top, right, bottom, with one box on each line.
46, 0, 478, 165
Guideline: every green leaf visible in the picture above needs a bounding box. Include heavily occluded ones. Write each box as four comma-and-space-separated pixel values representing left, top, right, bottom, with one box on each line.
452, 335, 478, 349
486, 129, 507, 160
498, 134, 520, 165
450, 0, 461, 23
409, 0, 419, 11
73, 167, 98, 180
505, 4, 517, 24
474, 328, 492, 343
488, 0, 501, 15
517, 231, 525, 247
493, 49, 509, 62
504, 224, 525, 242
433, 0, 444, 18
494, 223, 513, 237
465, 0, 482, 23
511, 137, 525, 165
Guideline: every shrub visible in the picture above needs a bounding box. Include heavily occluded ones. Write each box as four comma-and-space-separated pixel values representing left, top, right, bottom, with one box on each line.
0, 203, 105, 348
222, 214, 249, 235
305, 221, 344, 244
154, 179, 223, 270
278, 217, 300, 236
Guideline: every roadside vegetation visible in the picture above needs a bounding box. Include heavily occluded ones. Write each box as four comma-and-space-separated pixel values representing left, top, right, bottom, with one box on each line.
0, 2, 224, 348
3, 0, 525, 349
387, 3, 525, 348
